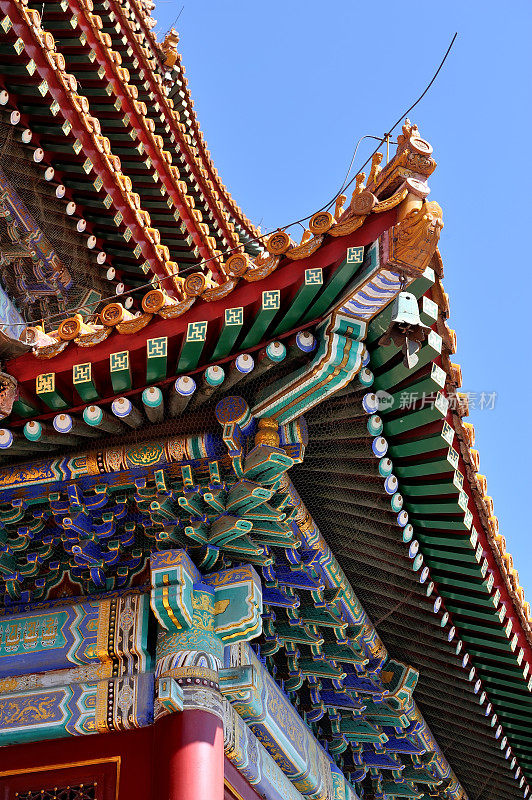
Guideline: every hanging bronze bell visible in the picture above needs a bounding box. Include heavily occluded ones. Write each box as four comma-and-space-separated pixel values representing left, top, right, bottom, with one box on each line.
378, 291, 430, 369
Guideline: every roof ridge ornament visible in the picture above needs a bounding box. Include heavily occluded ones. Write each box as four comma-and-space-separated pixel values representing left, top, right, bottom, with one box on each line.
161, 28, 180, 68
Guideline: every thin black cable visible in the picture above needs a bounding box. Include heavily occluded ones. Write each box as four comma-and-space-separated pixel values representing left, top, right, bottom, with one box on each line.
273, 31, 458, 227
329, 134, 378, 207
170, 5, 185, 30
15, 32, 457, 330
324, 31, 459, 202
386, 32, 458, 140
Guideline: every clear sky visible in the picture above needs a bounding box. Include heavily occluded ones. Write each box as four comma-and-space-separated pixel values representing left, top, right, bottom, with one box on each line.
153, 1, 531, 595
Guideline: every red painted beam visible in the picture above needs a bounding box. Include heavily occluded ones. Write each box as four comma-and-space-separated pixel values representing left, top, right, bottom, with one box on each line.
0, 0, 172, 288
68, 0, 221, 275
448, 432, 532, 673
106, 0, 255, 247
6, 209, 397, 386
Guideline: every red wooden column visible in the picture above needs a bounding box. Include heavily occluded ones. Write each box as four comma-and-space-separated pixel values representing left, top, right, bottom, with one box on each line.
155, 709, 224, 800
149, 551, 262, 800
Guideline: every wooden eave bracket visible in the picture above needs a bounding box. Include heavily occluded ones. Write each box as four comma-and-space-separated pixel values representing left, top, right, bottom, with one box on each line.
104, 0, 245, 252
67, 0, 218, 276
0, 0, 176, 291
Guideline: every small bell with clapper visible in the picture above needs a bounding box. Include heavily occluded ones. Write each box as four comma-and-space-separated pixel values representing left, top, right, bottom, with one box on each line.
378, 291, 429, 369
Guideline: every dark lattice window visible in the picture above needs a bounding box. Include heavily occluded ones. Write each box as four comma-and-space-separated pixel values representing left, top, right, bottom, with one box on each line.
15, 785, 96, 800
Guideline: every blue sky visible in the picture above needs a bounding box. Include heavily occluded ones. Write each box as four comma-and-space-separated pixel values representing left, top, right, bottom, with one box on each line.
153, 1, 531, 594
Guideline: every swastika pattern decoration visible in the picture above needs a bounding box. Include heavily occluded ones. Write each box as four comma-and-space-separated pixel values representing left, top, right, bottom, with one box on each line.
186, 321, 207, 342
36, 373, 55, 394
305, 268, 323, 285
225, 307, 243, 326
73, 363, 91, 384
109, 351, 129, 372
262, 290, 280, 310
346, 246, 364, 264
147, 337, 167, 358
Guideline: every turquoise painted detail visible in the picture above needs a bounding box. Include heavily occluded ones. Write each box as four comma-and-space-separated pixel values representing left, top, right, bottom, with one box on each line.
221, 642, 338, 799
0, 673, 154, 745
224, 698, 311, 800
0, 595, 149, 678
252, 311, 366, 424
252, 242, 411, 423
150, 550, 263, 674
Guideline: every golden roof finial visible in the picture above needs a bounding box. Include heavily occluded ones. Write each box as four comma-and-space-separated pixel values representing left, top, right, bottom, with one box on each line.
162, 28, 180, 68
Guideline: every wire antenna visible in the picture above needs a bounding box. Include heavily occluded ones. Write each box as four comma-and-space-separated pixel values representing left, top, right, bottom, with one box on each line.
317, 32, 458, 215
15, 33, 457, 329
170, 4, 185, 30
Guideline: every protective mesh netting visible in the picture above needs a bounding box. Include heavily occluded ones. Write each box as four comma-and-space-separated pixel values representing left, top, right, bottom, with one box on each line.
0, 115, 107, 323
0, 354, 305, 605
290, 388, 523, 800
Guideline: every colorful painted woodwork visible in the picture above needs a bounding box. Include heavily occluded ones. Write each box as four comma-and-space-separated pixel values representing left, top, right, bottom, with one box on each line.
0, 390, 477, 799
224, 698, 309, 800
150, 550, 262, 712
0, 593, 149, 675
221, 641, 350, 799
0, 673, 154, 744
0, 165, 73, 299
0, 6, 527, 800
0, 593, 152, 744
0, 283, 24, 342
